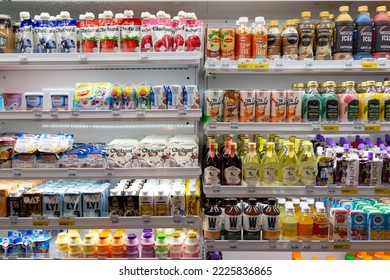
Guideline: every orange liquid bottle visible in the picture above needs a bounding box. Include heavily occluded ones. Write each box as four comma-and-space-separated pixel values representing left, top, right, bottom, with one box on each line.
297, 206, 313, 240
235, 17, 252, 60
251, 16, 267, 59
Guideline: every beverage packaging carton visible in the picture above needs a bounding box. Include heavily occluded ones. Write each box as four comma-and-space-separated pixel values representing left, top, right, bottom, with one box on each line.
349, 210, 368, 240
329, 208, 349, 240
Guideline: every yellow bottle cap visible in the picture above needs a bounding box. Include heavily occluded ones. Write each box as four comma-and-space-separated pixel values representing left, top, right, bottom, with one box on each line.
319, 11, 330, 18
387, 11, 390, 17
292, 252, 301, 259
292, 19, 300, 25
311, 256, 320, 260
366, 80, 376, 86
327, 256, 337, 260
339, 6, 349, 13
384, 81, 390, 87
269, 20, 279, 26
329, 14, 334, 20
358, 6, 369, 13
377, 6, 387, 13
286, 20, 295, 26
307, 81, 318, 87
301, 11, 311, 18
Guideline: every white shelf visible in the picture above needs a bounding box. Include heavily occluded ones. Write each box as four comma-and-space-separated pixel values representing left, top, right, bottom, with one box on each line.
205, 59, 390, 75
0, 109, 201, 122
203, 184, 390, 198
0, 52, 202, 70
204, 122, 386, 135
204, 240, 390, 252
0, 216, 200, 230
0, 167, 201, 179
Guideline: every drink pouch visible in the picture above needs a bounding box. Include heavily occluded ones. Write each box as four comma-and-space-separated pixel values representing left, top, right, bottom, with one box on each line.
141, 13, 152, 52
99, 12, 120, 53
150, 16, 172, 52
34, 14, 57, 53
173, 17, 186, 52
120, 18, 141, 52
80, 14, 99, 53
122, 84, 137, 109
185, 18, 203, 52
110, 83, 123, 109
19, 12, 33, 53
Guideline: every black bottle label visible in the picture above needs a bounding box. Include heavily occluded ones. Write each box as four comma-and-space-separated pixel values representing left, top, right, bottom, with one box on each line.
333, 23, 353, 53
373, 21, 390, 53
307, 99, 321, 122
356, 24, 372, 53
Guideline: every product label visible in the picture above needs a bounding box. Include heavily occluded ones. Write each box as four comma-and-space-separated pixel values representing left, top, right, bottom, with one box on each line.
262, 165, 278, 184
384, 100, 390, 121
224, 214, 242, 232
224, 166, 241, 185
345, 159, 359, 186
325, 98, 339, 121
281, 221, 297, 238
155, 202, 168, 216
282, 31, 298, 57
262, 214, 280, 231
373, 23, 390, 53
243, 164, 259, 184
267, 32, 281, 57
370, 161, 383, 186
282, 165, 298, 185
299, 26, 314, 58
204, 214, 222, 231
140, 203, 152, 215
204, 166, 221, 185
367, 99, 380, 122
315, 25, 332, 59
255, 90, 271, 122
313, 222, 329, 239
333, 25, 353, 54
297, 222, 313, 239
252, 34, 267, 58
300, 163, 317, 185
356, 25, 372, 53
317, 160, 334, 186
306, 99, 321, 122
243, 214, 261, 232
347, 98, 359, 122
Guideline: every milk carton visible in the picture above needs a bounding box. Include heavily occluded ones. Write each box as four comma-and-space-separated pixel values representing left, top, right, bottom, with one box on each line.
21, 190, 43, 217
123, 188, 139, 216
150, 85, 167, 109
139, 188, 153, 216
153, 187, 170, 216
170, 186, 185, 216
349, 210, 368, 240
167, 85, 184, 109
42, 188, 65, 217
6, 188, 23, 217
368, 210, 386, 240
183, 85, 200, 109
329, 208, 349, 240
63, 189, 82, 217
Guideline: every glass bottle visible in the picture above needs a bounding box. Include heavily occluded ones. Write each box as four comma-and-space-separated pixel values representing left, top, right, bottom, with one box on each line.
242, 142, 260, 185
243, 198, 261, 240
203, 198, 222, 240
222, 142, 242, 185
302, 81, 321, 122
204, 142, 222, 185
281, 143, 300, 185
262, 198, 281, 240
260, 142, 280, 185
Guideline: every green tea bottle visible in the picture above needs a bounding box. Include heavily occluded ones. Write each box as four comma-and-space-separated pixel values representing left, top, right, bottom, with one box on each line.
321, 81, 340, 123
302, 81, 322, 122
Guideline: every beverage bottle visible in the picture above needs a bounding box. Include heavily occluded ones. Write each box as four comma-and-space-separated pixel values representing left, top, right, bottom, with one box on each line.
353, 6, 373, 59
339, 80, 360, 122
170, 186, 185, 216
372, 6, 390, 58
297, 206, 314, 240
140, 232, 155, 258
243, 198, 261, 240
321, 81, 339, 123
96, 232, 111, 258
317, 148, 335, 186
219, 135, 231, 155
55, 232, 68, 258
281, 204, 298, 240
222, 142, 242, 185
252, 16, 268, 59
238, 138, 250, 158
111, 231, 126, 258
82, 233, 97, 258
224, 198, 242, 240
315, 11, 333, 60
373, 252, 385, 260
260, 142, 280, 185
235, 17, 252, 60
380, 81, 390, 122
312, 206, 329, 240
262, 198, 280, 240
257, 137, 267, 162
277, 198, 286, 218
169, 232, 184, 259
155, 233, 169, 259
298, 11, 315, 60
183, 233, 200, 258
359, 80, 381, 123
125, 233, 139, 258
67, 232, 82, 258
218, 198, 230, 238
242, 142, 261, 185
302, 81, 322, 123
299, 142, 318, 185
281, 143, 299, 186
267, 20, 281, 60
203, 198, 222, 240
332, 6, 353, 60
204, 142, 222, 186
282, 20, 299, 60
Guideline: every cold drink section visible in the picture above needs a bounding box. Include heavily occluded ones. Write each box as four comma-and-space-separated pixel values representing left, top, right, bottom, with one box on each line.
1, 0, 390, 261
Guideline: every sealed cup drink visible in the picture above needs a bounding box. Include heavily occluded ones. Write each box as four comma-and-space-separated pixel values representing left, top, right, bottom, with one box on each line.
203, 89, 223, 123
271, 90, 286, 122
255, 90, 271, 122
223, 89, 239, 122
239, 89, 256, 122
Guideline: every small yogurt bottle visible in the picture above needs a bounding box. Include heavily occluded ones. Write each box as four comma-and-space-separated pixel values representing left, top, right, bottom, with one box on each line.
25, 92, 44, 110
50, 92, 69, 110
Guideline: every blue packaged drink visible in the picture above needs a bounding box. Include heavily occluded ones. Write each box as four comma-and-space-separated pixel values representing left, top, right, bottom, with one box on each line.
34, 13, 57, 53
19, 11, 34, 53
56, 11, 77, 53
353, 6, 372, 59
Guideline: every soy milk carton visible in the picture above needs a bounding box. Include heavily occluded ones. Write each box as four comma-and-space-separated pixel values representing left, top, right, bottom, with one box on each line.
271, 90, 286, 122
255, 90, 271, 122
239, 90, 256, 122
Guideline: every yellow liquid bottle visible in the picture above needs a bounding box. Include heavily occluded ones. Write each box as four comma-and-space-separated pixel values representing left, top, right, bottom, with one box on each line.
260, 142, 280, 185
257, 137, 267, 162
242, 142, 261, 185
238, 138, 250, 158
281, 204, 298, 240
292, 198, 301, 218
297, 206, 313, 240
281, 143, 300, 185
299, 142, 318, 185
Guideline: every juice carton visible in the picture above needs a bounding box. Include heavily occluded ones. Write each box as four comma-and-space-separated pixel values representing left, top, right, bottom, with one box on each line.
42, 189, 65, 217
140, 12, 152, 52
56, 11, 77, 53
339, 199, 354, 211
167, 85, 184, 109
286, 90, 302, 122
185, 13, 203, 52
150, 85, 167, 109
150, 11, 172, 52
359, 92, 381, 123
239, 89, 256, 122
34, 13, 57, 53
255, 90, 271, 122
73, 83, 111, 110
368, 210, 386, 240
220, 28, 235, 60
173, 14, 186, 52
21, 190, 42, 217
80, 12, 99, 53
349, 210, 368, 240
271, 90, 286, 122
204, 89, 223, 123
153, 188, 170, 216
223, 89, 239, 122
329, 208, 349, 240
120, 15, 141, 52
63, 189, 82, 217
122, 84, 137, 109
135, 84, 152, 109
6, 188, 23, 217
206, 27, 220, 59
99, 11, 120, 53
183, 85, 200, 109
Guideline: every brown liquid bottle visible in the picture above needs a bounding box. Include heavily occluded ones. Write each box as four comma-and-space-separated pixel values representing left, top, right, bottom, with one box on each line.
282, 20, 299, 60
224, 198, 242, 240
267, 20, 281, 60
243, 198, 261, 240
203, 198, 222, 240
262, 198, 281, 240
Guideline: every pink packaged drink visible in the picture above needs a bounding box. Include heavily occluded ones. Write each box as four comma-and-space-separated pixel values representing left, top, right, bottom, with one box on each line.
80, 12, 99, 53
172, 12, 186, 52
140, 12, 152, 52
185, 13, 203, 52
99, 11, 120, 53
140, 232, 155, 258
150, 11, 173, 52
120, 11, 141, 52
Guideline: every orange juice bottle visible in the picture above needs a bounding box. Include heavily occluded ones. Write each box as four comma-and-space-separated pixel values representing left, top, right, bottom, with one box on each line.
111, 231, 126, 258
96, 232, 111, 258
297, 206, 313, 240
251, 16, 267, 59
373, 252, 384, 260
355, 252, 367, 260
235, 17, 252, 60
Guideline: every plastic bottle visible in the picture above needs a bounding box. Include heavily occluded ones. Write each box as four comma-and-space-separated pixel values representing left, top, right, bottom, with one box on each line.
333, 6, 353, 60
282, 20, 299, 60
96, 232, 111, 258
169, 232, 184, 259
312, 206, 329, 240
183, 233, 200, 258
302, 81, 322, 123
224, 198, 242, 240
281, 204, 298, 240
339, 80, 360, 122
345, 253, 355, 260
267, 20, 281, 60
19, 11, 34, 53
235, 17, 252, 60
82, 233, 97, 258
261, 142, 280, 185
298, 11, 315, 59
297, 206, 313, 240
317, 148, 335, 186
252, 16, 267, 59
262, 198, 281, 240
55, 232, 68, 258
242, 142, 261, 185
373, 252, 385, 260
315, 11, 332, 60
353, 6, 372, 59
372, 6, 390, 58
125, 233, 139, 258
67, 232, 82, 258
281, 143, 299, 185
111, 232, 126, 258
203, 198, 222, 240
140, 232, 155, 258
155, 233, 169, 259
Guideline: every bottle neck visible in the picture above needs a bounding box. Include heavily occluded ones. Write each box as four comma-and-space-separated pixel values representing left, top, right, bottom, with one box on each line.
230, 144, 236, 158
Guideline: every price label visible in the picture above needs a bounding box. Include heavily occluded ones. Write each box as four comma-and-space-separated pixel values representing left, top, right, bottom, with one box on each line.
361, 61, 378, 68
178, 107, 187, 116
328, 184, 336, 194
253, 59, 270, 69
32, 216, 49, 226
206, 58, 218, 68
112, 108, 121, 117
378, 58, 387, 67
344, 59, 353, 67
105, 168, 115, 176
374, 188, 390, 195
238, 59, 253, 68
274, 58, 283, 67
110, 215, 119, 224
302, 241, 312, 250
211, 184, 221, 193
230, 121, 239, 129
173, 215, 182, 224
364, 124, 381, 131
221, 58, 231, 68
320, 241, 330, 250
13, 169, 22, 177
341, 187, 358, 195
322, 125, 339, 132
290, 241, 300, 250
71, 109, 80, 117
140, 53, 149, 60
304, 58, 313, 67
228, 241, 238, 249
59, 216, 75, 226
9, 216, 18, 225
50, 109, 59, 118
333, 240, 350, 250
136, 109, 145, 118
142, 215, 151, 223
268, 241, 278, 250
208, 121, 217, 130
79, 54, 87, 61
354, 121, 364, 131
206, 241, 215, 249
33, 108, 43, 118
247, 184, 256, 193
68, 169, 78, 176
312, 123, 321, 131
186, 216, 196, 225
305, 185, 315, 194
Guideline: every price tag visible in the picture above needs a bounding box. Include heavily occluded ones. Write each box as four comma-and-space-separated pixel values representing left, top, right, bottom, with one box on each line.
361, 61, 378, 69
173, 214, 182, 224
206, 241, 215, 249
290, 241, 300, 250
110, 215, 119, 224
268, 241, 278, 249
208, 121, 217, 130
341, 187, 358, 195
320, 241, 330, 250
333, 240, 350, 250
274, 58, 283, 67
105, 168, 115, 176
79, 54, 87, 61
312, 123, 321, 131
228, 241, 238, 249
304, 58, 313, 67
13, 169, 22, 177
112, 108, 121, 117
68, 169, 78, 176
328, 184, 336, 194
142, 215, 151, 223
247, 184, 256, 193
374, 188, 390, 195
302, 241, 312, 250
238, 58, 253, 68
19, 53, 28, 62
140, 53, 149, 60
344, 59, 353, 67
354, 121, 364, 131
364, 124, 381, 131
33, 108, 43, 118
32, 216, 49, 226
206, 58, 218, 68
186, 216, 196, 225
230, 121, 239, 129
9, 216, 18, 225
305, 185, 315, 194
50, 109, 59, 118
212, 183, 221, 193
58, 216, 75, 226
253, 59, 270, 69
71, 109, 80, 117
378, 58, 387, 67
136, 109, 146, 118
221, 59, 231, 68
322, 125, 339, 132
178, 107, 187, 116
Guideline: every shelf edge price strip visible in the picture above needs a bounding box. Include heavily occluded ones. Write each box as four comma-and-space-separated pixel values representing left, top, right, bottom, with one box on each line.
341, 187, 358, 195
361, 61, 378, 69
59, 216, 75, 226
333, 240, 350, 250
32, 216, 49, 226
374, 188, 390, 195
322, 125, 339, 132
364, 124, 381, 132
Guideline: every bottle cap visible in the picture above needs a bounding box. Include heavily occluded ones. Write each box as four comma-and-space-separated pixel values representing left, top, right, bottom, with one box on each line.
292, 198, 300, 204
326, 256, 337, 260
366, 80, 376, 86
124, 10, 134, 18
60, 11, 70, 19
345, 254, 355, 260
307, 81, 318, 87
301, 11, 311, 18
239, 16, 249, 23
115, 13, 124, 19
285, 19, 295, 26
156, 10, 166, 18
141, 12, 151, 20
268, 198, 276, 205
229, 198, 238, 205
277, 197, 286, 204
269, 20, 279, 26
40, 12, 50, 20
339, 6, 349, 13
285, 204, 294, 212
329, 14, 334, 20
85, 12, 95, 20
20, 11, 31, 20
255, 16, 265, 23
376, 6, 387, 13
248, 198, 258, 205
319, 11, 329, 18
358, 6, 369, 13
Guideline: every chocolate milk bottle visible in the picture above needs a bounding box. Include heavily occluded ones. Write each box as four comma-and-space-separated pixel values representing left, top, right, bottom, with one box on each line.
315, 11, 333, 60
298, 11, 315, 59
261, 198, 281, 240
243, 198, 261, 240
203, 198, 222, 240
224, 198, 242, 240
282, 20, 299, 60
267, 20, 281, 60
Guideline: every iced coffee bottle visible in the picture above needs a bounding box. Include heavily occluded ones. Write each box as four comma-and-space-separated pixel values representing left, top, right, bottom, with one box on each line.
315, 11, 333, 60
224, 198, 243, 240
332, 6, 353, 60
267, 20, 281, 60
298, 11, 315, 60
243, 198, 261, 240
282, 20, 299, 60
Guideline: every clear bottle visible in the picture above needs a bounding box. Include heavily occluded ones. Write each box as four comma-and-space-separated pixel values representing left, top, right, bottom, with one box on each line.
267, 20, 281, 60
299, 142, 318, 185
224, 198, 243, 240
169, 232, 184, 259
252, 16, 268, 59
242, 142, 261, 185
183, 233, 200, 258
281, 142, 299, 185
360, 80, 381, 123
297, 206, 314, 240
302, 81, 322, 122
282, 20, 299, 60
82, 233, 97, 258
312, 206, 329, 240
262, 198, 281, 240
321, 81, 339, 123
260, 142, 280, 185
243, 198, 261, 240
281, 204, 298, 240
235, 17, 252, 60
298, 11, 315, 59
